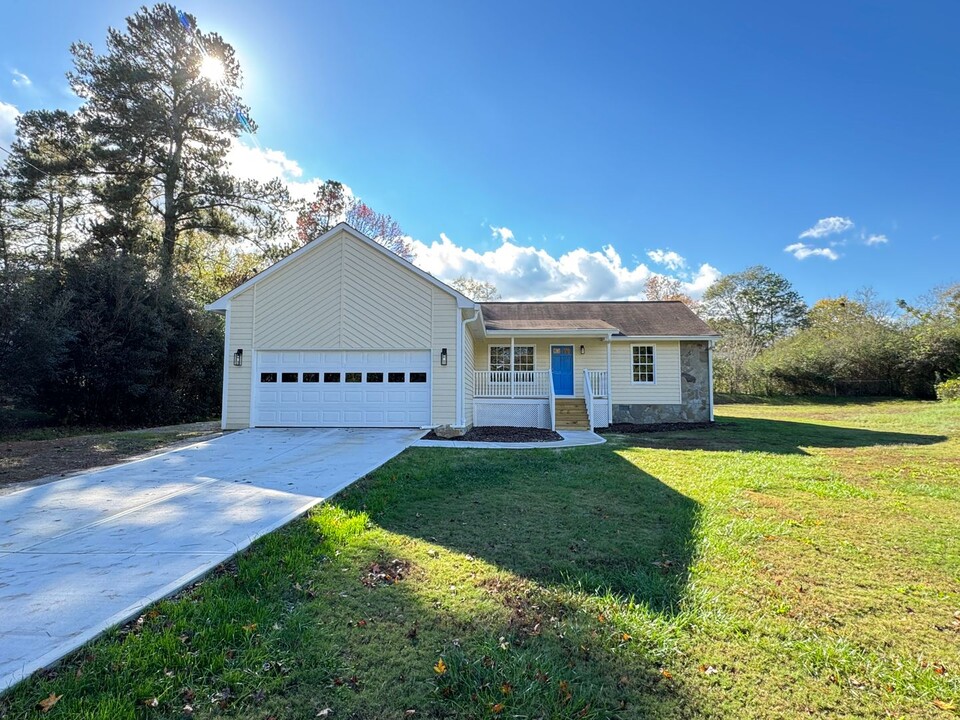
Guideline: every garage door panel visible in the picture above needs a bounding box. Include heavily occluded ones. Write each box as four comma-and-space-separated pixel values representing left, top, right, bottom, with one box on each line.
255, 350, 431, 427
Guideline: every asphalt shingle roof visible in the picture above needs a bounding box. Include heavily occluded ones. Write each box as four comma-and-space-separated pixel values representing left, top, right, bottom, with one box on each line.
479, 301, 719, 337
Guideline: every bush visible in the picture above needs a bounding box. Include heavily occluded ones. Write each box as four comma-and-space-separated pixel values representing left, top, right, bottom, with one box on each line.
0, 256, 223, 426
935, 377, 960, 401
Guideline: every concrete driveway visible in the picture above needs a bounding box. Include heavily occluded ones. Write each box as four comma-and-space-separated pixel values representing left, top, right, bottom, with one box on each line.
0, 427, 422, 692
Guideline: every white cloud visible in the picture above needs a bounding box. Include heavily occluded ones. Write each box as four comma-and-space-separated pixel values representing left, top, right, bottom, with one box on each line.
223, 141, 723, 301
226, 139, 342, 202
864, 233, 889, 246
10, 69, 31, 88
0, 100, 19, 147
411, 232, 719, 301
646, 248, 686, 271
784, 242, 839, 261
799, 216, 854, 239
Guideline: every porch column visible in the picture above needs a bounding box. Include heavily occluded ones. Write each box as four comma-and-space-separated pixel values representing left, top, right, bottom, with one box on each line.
510, 336, 515, 398
606, 340, 613, 420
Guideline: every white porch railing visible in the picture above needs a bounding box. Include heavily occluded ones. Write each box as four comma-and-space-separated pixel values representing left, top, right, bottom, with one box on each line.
475, 370, 550, 398
586, 369, 608, 397
549, 371, 556, 431
582, 370, 594, 432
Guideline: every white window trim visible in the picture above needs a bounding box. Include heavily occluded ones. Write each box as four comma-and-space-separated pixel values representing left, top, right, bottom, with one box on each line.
489, 344, 536, 373
631, 344, 657, 384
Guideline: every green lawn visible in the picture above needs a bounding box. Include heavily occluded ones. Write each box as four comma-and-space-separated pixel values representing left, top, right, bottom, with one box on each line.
2, 399, 958, 718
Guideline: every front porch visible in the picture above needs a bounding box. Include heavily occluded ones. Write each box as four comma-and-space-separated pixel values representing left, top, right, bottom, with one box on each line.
472, 367, 610, 431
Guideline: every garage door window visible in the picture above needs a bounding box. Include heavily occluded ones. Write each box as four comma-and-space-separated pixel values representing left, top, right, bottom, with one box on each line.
281, 372, 298, 383
388, 372, 405, 383
410, 372, 427, 383
366, 372, 383, 382
323, 372, 340, 383
346, 372, 362, 383
260, 372, 277, 383
303, 373, 319, 383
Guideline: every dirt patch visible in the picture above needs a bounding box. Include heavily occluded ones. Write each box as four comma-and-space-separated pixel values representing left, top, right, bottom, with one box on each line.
0, 421, 222, 490
421, 426, 563, 443
598, 422, 714, 435
361, 557, 412, 587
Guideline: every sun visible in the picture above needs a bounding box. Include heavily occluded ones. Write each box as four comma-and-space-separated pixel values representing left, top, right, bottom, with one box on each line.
199, 55, 225, 83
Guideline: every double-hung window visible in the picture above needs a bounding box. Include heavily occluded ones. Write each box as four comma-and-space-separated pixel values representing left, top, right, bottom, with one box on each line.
490, 345, 535, 375
631, 345, 656, 383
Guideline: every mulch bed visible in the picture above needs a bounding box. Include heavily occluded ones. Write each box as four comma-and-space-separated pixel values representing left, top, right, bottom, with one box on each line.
421, 426, 563, 443
598, 421, 714, 434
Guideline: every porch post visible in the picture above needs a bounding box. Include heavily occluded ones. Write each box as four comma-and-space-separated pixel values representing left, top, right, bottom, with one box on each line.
606, 339, 613, 421
510, 336, 515, 398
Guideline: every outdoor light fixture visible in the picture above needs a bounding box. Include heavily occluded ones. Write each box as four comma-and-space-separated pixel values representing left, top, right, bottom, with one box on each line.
233, 349, 243, 367
579, 344, 585, 355
440, 348, 448, 366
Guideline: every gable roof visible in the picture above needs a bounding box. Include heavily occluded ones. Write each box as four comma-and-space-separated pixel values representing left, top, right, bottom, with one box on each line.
479, 301, 719, 338
205, 223, 476, 312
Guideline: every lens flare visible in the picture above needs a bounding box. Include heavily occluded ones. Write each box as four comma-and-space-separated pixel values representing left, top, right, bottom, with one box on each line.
199, 55, 225, 83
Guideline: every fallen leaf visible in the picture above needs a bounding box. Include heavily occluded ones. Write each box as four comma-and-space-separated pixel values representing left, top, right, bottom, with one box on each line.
699, 664, 718, 675
660, 668, 674, 679
182, 704, 194, 715
621, 632, 632, 642
491, 703, 505, 714
317, 708, 333, 718
433, 658, 447, 675
933, 699, 956, 712
500, 682, 513, 696
404, 711, 416, 717
597, 613, 606, 623
37, 693, 62, 713
142, 697, 159, 707
242, 623, 257, 632
933, 663, 947, 675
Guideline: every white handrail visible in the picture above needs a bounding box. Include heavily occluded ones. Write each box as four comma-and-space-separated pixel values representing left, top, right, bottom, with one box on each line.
549, 371, 556, 431
582, 369, 594, 432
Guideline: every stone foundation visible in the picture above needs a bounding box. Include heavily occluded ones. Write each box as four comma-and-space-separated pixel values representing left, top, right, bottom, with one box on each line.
613, 341, 711, 424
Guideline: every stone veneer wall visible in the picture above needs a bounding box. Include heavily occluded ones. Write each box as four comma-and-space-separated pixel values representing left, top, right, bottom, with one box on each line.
613, 341, 711, 424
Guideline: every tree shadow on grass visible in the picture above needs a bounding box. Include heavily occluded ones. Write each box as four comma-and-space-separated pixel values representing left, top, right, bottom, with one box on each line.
339, 447, 701, 614
607, 416, 948, 456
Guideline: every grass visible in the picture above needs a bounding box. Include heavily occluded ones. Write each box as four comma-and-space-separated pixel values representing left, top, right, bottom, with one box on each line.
1, 399, 958, 718
0, 421, 221, 489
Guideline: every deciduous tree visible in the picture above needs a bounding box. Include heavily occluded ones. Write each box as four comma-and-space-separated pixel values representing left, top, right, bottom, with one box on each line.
450, 276, 500, 301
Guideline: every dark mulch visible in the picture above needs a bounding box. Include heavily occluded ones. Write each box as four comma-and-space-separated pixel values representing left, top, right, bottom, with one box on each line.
598, 421, 714, 434
421, 426, 563, 443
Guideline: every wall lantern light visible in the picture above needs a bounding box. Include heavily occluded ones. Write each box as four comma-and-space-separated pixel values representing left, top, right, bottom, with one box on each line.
440, 348, 448, 366
579, 344, 585, 355
233, 349, 243, 367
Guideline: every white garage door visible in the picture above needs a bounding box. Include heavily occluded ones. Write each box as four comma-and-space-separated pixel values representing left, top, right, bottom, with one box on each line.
254, 350, 431, 427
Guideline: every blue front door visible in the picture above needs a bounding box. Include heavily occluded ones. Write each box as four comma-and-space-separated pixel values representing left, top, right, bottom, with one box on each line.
551, 345, 574, 395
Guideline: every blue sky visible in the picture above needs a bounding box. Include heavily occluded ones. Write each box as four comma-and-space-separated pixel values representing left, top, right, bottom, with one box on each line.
2, 1, 958, 304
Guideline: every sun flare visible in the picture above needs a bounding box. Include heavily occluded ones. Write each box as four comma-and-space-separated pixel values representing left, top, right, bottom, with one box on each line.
199, 55, 225, 83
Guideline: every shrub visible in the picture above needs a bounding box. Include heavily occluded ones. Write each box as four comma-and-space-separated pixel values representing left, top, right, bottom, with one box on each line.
935, 377, 960, 401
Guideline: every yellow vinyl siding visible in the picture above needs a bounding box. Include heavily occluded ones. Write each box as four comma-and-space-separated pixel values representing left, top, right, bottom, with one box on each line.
225, 293, 254, 428
222, 229, 459, 428
430, 290, 457, 425
610, 341, 681, 404
463, 323, 476, 426
341, 238, 433, 348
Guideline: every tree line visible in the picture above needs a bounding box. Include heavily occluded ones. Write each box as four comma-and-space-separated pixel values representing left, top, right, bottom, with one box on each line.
695, 266, 960, 400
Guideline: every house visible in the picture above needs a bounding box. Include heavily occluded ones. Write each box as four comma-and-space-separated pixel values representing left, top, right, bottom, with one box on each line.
206, 224, 720, 433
